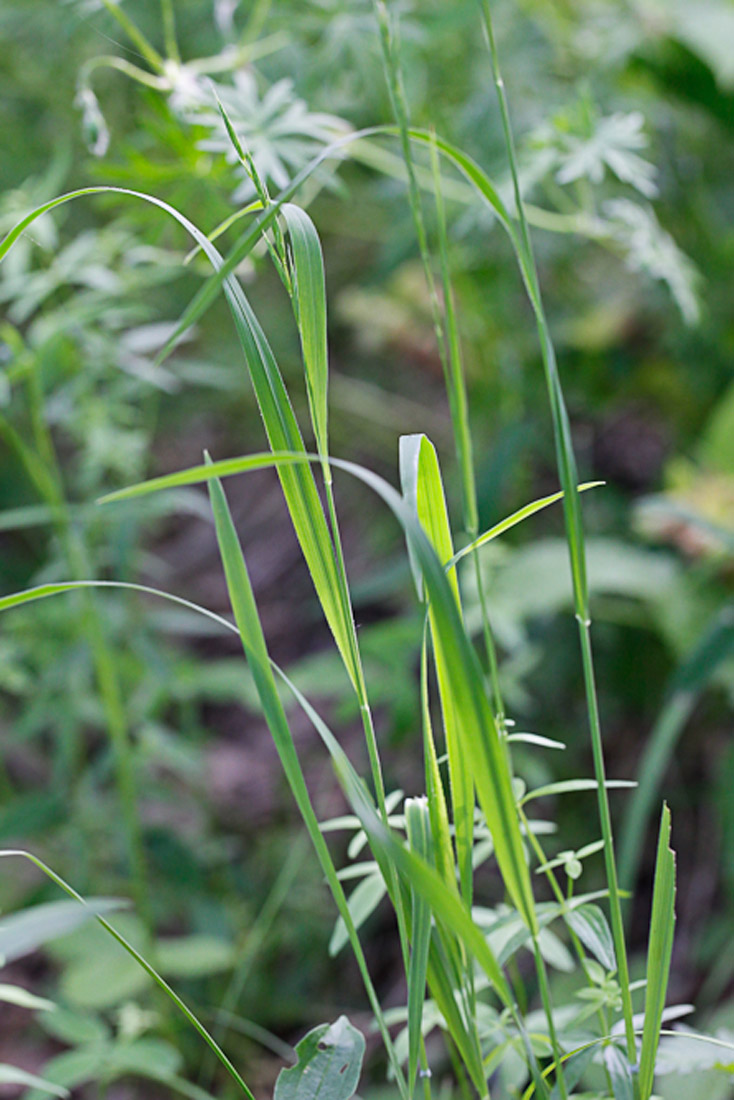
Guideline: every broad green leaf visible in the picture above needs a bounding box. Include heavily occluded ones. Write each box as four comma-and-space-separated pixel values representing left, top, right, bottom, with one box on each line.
274, 1017, 365, 1100
329, 872, 386, 957
419, 625, 454, 888
61, 946, 149, 1009
20, 1047, 108, 1098
0, 898, 125, 963
639, 804, 677, 1099
41, 1007, 110, 1047
107, 1038, 183, 1078
281, 204, 329, 461
156, 935, 234, 979
604, 1043, 634, 1100
566, 904, 616, 972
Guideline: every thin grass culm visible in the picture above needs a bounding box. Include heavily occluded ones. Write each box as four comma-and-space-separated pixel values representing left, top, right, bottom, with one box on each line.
1, 2, 710, 1099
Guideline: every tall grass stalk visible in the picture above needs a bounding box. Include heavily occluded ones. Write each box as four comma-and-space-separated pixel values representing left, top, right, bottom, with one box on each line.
478, 0, 637, 1066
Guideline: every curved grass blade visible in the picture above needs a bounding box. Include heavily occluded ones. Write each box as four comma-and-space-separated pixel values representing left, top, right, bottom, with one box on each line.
448, 482, 604, 569
102, 448, 538, 933
638, 804, 676, 1100
206, 463, 408, 1098
0, 186, 357, 686
0, 852, 255, 1100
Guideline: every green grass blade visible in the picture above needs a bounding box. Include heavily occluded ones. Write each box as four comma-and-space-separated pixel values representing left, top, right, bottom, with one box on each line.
400, 434, 474, 901
448, 483, 604, 569
477, 0, 637, 1062
281, 203, 330, 462
638, 804, 676, 1100
429, 132, 477, 537
404, 798, 433, 1096
122, 448, 537, 932
0, 188, 357, 686
206, 463, 407, 1098
0, 852, 255, 1099
419, 623, 455, 889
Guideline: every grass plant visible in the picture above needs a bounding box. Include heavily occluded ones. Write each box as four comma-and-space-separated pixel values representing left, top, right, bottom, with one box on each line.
2, 2, 726, 1098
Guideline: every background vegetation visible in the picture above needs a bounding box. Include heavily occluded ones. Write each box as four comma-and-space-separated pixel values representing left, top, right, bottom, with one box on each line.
0, 0, 733, 1097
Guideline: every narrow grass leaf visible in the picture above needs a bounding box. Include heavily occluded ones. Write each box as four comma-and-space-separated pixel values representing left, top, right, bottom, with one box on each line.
0, 187, 357, 687
400, 435, 475, 898
0, 852, 255, 1100
638, 804, 676, 1100
281, 204, 329, 461
104, 448, 538, 932
206, 464, 407, 1097
404, 797, 433, 1095
429, 133, 477, 536
448, 483, 604, 569
520, 779, 636, 806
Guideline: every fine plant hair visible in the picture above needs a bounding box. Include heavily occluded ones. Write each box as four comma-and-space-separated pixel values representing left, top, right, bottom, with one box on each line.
3, 2, 724, 1099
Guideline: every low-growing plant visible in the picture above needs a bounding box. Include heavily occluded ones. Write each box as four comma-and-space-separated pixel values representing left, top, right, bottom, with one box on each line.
2, 3, 733, 1099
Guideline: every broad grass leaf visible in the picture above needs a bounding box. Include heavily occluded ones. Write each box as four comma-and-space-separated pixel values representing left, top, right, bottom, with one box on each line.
274, 1017, 365, 1100
206, 466, 406, 1095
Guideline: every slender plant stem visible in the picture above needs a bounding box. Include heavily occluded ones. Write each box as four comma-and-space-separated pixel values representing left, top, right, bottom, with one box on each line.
160, 0, 180, 62
477, 0, 637, 1068
99, 0, 165, 73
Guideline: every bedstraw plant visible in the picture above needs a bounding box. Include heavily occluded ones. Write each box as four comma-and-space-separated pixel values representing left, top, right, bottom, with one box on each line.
1, 2, 725, 1098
